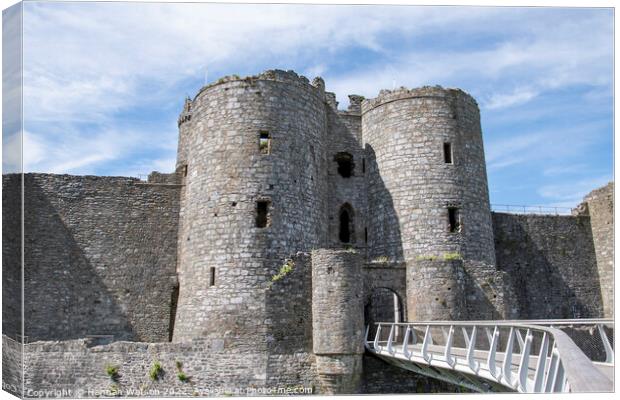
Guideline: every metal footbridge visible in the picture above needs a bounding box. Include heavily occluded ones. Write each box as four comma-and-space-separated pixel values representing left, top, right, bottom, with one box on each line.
365, 319, 614, 393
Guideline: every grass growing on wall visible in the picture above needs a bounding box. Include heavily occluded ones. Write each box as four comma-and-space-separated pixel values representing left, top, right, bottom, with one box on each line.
149, 361, 163, 381
271, 260, 295, 282
105, 365, 120, 381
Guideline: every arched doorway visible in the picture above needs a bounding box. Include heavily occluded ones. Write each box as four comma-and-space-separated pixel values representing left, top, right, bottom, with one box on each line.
364, 287, 404, 339
339, 203, 355, 244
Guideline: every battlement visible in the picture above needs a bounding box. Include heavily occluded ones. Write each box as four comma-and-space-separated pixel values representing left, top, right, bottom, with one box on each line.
361, 85, 478, 114
192, 69, 325, 103
177, 97, 193, 127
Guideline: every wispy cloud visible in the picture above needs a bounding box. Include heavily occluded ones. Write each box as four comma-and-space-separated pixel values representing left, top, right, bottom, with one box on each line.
11, 3, 612, 208
485, 119, 610, 171
537, 175, 612, 208
484, 87, 539, 110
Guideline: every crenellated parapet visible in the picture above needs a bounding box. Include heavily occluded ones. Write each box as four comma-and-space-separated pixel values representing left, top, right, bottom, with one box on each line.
361, 85, 478, 115
192, 69, 326, 104
177, 97, 193, 127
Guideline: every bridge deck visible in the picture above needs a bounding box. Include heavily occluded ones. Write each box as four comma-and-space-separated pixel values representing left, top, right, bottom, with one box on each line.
367, 320, 614, 393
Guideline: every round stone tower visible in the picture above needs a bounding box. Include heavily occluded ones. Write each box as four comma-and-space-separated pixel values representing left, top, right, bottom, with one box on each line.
311, 249, 364, 394
361, 87, 498, 320
172, 70, 329, 345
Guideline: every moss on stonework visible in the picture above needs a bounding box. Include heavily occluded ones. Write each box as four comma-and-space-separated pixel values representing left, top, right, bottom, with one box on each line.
416, 252, 462, 262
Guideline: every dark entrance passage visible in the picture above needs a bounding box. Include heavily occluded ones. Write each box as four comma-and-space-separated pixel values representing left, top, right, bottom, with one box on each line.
365, 287, 404, 340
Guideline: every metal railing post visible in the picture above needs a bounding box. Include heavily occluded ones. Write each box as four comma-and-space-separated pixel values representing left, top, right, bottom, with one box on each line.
466, 326, 480, 373
487, 326, 501, 380
517, 329, 533, 392
597, 324, 614, 364
421, 325, 432, 362
444, 325, 455, 368
533, 332, 549, 392
502, 327, 516, 387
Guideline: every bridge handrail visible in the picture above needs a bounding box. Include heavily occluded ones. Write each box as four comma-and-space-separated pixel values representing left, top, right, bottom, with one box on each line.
366, 320, 613, 393
547, 327, 613, 392
372, 319, 614, 326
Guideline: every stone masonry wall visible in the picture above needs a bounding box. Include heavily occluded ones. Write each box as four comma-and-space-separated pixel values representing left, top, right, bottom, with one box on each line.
312, 249, 364, 394
18, 338, 279, 398
264, 253, 319, 389
492, 212, 603, 318
173, 71, 329, 350
2, 336, 23, 397
362, 87, 505, 320
325, 96, 367, 251
580, 182, 614, 317
2, 174, 22, 339
406, 259, 467, 321
8, 173, 181, 342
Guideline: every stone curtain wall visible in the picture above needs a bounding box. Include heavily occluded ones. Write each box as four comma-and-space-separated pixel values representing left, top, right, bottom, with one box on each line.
2, 336, 23, 397
582, 182, 614, 317
19, 339, 271, 398
9, 173, 181, 342
2, 174, 22, 339
492, 212, 603, 318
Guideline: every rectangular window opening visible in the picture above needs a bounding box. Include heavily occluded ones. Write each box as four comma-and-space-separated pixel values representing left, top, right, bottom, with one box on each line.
182, 165, 188, 177
364, 227, 368, 243
209, 267, 216, 286
448, 207, 460, 233
362, 158, 366, 173
259, 131, 271, 155
256, 200, 270, 228
443, 142, 453, 164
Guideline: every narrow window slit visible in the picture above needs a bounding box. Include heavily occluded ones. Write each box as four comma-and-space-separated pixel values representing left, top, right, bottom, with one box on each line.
259, 131, 271, 154
256, 200, 270, 228
448, 207, 460, 233
209, 267, 216, 286
443, 142, 453, 164
340, 211, 351, 243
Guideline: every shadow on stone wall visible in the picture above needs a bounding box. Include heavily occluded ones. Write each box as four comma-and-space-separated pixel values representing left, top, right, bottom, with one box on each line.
362, 144, 405, 336
493, 213, 603, 319
461, 265, 514, 320
2, 174, 22, 340
23, 178, 136, 341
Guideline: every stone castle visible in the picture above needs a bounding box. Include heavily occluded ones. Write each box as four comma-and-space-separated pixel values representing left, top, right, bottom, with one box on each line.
2, 69, 614, 396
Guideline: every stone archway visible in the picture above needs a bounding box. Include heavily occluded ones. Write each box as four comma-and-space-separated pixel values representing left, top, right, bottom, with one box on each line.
364, 287, 404, 339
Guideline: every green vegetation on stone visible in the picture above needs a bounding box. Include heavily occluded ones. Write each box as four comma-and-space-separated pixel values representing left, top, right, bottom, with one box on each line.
149, 361, 163, 381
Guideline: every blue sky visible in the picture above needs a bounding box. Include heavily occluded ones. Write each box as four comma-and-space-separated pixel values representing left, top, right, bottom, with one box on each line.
2, 1, 614, 208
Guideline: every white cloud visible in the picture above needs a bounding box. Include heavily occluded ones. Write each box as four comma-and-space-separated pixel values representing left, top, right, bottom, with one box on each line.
537, 175, 612, 207
21, 126, 171, 175
484, 87, 539, 110
15, 3, 613, 176
2, 132, 21, 173
484, 119, 610, 172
